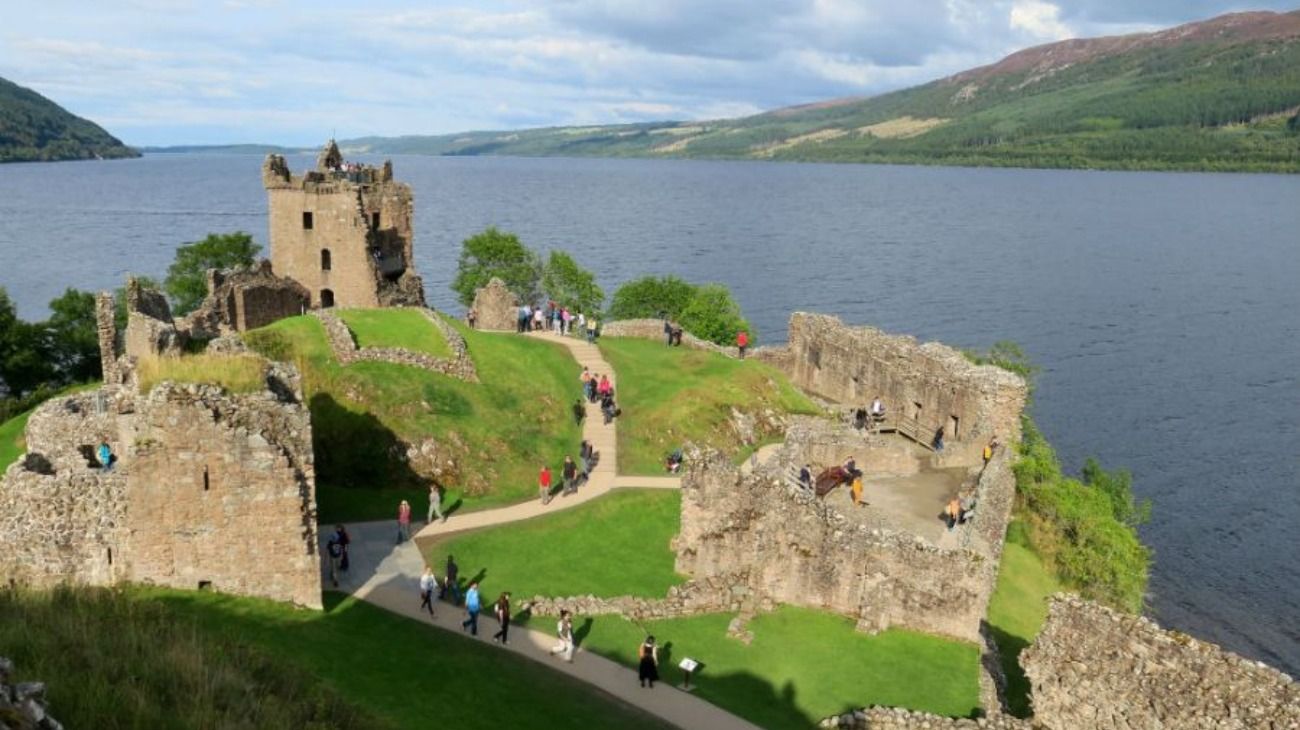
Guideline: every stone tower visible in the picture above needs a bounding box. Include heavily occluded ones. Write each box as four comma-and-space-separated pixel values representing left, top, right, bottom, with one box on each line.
262, 141, 425, 309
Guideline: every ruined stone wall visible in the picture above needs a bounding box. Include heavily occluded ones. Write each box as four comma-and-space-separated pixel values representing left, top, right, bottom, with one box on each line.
0, 657, 62, 730
95, 292, 122, 385
470, 277, 519, 331
769, 313, 1026, 464
1023, 595, 1299, 730
818, 707, 1032, 729
675, 450, 999, 643
312, 308, 477, 382
183, 260, 309, 337
123, 278, 183, 362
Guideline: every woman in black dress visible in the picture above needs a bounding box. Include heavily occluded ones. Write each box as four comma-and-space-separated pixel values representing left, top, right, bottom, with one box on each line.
638, 635, 660, 688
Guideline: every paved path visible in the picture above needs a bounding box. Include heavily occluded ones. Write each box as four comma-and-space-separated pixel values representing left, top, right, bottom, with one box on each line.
333, 331, 754, 730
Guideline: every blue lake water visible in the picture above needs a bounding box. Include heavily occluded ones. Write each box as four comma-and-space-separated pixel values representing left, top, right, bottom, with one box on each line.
1, 153, 1297, 674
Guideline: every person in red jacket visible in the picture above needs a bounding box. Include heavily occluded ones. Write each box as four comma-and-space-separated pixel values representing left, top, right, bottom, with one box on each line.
539, 464, 553, 505
737, 330, 749, 359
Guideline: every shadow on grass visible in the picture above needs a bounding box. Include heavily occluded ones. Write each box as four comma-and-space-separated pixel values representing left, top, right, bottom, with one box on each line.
311, 393, 428, 522
986, 622, 1032, 718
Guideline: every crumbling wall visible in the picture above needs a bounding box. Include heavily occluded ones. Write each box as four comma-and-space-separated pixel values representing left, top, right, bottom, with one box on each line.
123, 277, 183, 362
817, 707, 1031, 729
1022, 594, 1300, 730
313, 308, 477, 382
183, 260, 309, 337
766, 313, 1026, 464
675, 450, 1000, 643
0, 657, 63, 730
469, 277, 519, 331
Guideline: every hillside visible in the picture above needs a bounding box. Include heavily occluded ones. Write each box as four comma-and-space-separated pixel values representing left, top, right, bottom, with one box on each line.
0, 76, 139, 163
340, 10, 1300, 172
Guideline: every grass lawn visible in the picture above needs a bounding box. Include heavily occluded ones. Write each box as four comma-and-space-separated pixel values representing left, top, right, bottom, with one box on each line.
430, 489, 684, 599
599, 338, 820, 475
136, 352, 267, 394
985, 523, 1062, 717
525, 607, 980, 729
0, 408, 32, 472
338, 308, 451, 358
1, 586, 671, 730
244, 315, 582, 523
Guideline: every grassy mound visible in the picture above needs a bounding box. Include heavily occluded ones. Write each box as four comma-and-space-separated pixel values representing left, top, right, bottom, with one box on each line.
598, 338, 819, 474
136, 353, 268, 395
430, 489, 684, 599
337, 308, 451, 358
985, 524, 1062, 717
244, 315, 582, 522
0, 408, 31, 472
0, 586, 671, 730
532, 607, 980, 728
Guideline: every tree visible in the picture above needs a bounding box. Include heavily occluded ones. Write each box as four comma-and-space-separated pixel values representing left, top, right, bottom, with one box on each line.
542, 251, 604, 315
607, 275, 696, 321
0, 288, 54, 398
677, 284, 753, 347
450, 227, 542, 307
45, 288, 100, 385
164, 232, 261, 316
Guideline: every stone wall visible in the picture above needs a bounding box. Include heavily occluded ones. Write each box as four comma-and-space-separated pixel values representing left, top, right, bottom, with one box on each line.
764, 313, 1027, 465
469, 277, 519, 331
123, 277, 184, 363
602, 319, 737, 356
523, 574, 749, 623
312, 308, 477, 382
1023, 594, 1299, 730
818, 707, 1032, 729
0, 657, 62, 730
674, 449, 1009, 643
0, 369, 321, 608
184, 260, 309, 337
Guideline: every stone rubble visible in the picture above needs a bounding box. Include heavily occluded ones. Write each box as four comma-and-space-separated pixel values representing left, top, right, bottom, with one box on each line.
0, 658, 63, 730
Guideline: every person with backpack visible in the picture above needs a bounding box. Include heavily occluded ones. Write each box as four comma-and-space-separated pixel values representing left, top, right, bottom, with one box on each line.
549, 610, 575, 662
638, 635, 660, 688
736, 330, 749, 359
326, 528, 344, 588
443, 555, 461, 605
462, 581, 481, 636
492, 592, 512, 644
562, 455, 579, 495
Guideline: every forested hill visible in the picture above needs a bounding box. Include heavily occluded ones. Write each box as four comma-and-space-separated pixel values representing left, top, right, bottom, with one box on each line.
342, 10, 1300, 173
0, 77, 138, 163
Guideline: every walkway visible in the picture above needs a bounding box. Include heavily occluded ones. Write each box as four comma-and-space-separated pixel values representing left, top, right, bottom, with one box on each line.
335, 331, 748, 730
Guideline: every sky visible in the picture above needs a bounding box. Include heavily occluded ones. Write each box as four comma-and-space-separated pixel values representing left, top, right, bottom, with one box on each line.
1, 0, 1294, 146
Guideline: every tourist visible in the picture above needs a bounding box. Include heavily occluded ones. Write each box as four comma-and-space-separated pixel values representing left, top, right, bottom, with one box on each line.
519, 304, 531, 334
843, 454, 862, 480
533, 307, 544, 331
597, 374, 612, 399
638, 635, 660, 688
851, 475, 866, 507
549, 610, 575, 662
671, 324, 683, 346
492, 592, 512, 644
853, 407, 868, 430
326, 528, 345, 588
579, 366, 592, 398
585, 373, 598, 403
572, 398, 586, 426
945, 497, 962, 531
663, 318, 673, 346
539, 464, 553, 505
562, 307, 572, 335
601, 392, 618, 425
665, 448, 684, 474
933, 426, 945, 453
467, 308, 478, 329
579, 440, 596, 480
444, 555, 461, 604
870, 397, 886, 419
397, 499, 412, 543
462, 581, 481, 636
960, 493, 978, 524
586, 316, 598, 343
576, 312, 586, 338
983, 437, 999, 467
336, 524, 352, 572
428, 484, 446, 524
97, 439, 114, 472
419, 566, 438, 617
736, 330, 749, 359
562, 455, 579, 495
798, 464, 813, 492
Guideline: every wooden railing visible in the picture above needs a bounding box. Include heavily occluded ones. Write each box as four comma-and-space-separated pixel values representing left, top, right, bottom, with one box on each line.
875, 414, 937, 451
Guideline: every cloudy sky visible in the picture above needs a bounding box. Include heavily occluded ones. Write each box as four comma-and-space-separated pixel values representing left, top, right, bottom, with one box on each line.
1, 0, 1292, 146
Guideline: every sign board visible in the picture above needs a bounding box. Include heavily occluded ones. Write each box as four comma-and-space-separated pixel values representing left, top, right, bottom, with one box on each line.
678, 658, 699, 673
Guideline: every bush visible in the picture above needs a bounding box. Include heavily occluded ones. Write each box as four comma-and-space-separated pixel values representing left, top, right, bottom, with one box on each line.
450, 227, 542, 306
541, 250, 604, 315
677, 283, 753, 346
608, 276, 752, 347
164, 233, 261, 316
607, 275, 696, 321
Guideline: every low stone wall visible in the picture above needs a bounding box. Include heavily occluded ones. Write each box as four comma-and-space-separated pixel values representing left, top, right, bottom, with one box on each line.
470, 277, 519, 331
0, 657, 62, 730
313, 308, 477, 382
524, 574, 749, 622
674, 449, 1002, 643
1022, 594, 1300, 730
818, 707, 1031, 729
601, 319, 743, 357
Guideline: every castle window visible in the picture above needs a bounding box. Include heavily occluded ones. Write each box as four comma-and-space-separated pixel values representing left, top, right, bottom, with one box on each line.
302, 211, 314, 230
320, 289, 335, 308
371, 211, 380, 229
321, 249, 332, 271
203, 465, 210, 491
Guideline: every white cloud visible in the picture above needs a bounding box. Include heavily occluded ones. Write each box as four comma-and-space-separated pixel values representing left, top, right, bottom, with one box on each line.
1009, 0, 1075, 41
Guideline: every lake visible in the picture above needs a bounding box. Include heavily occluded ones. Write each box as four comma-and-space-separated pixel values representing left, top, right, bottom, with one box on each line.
1, 153, 1297, 675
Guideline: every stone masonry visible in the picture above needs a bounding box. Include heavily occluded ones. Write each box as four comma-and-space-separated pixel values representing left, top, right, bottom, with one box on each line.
312, 308, 478, 382
0, 657, 62, 730
183, 259, 309, 337
263, 141, 425, 310
1022, 594, 1299, 730
470, 277, 519, 331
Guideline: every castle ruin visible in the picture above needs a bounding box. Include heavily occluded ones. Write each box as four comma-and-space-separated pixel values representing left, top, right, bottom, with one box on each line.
262, 141, 425, 310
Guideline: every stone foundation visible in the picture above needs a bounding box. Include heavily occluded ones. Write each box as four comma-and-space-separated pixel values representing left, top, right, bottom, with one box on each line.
312, 308, 477, 382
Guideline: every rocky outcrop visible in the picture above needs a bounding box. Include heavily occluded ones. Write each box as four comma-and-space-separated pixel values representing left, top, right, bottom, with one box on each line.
469, 277, 519, 331
0, 657, 62, 730
1022, 594, 1300, 730
312, 308, 477, 382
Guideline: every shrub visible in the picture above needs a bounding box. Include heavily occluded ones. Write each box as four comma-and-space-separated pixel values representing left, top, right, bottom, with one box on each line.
164, 232, 261, 316
607, 275, 696, 321
541, 250, 604, 315
450, 227, 542, 306
608, 276, 752, 347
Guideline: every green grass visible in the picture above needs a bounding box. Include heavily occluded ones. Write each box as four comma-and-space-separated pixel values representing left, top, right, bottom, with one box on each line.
431, 489, 684, 599
337, 308, 451, 358
599, 338, 819, 474
244, 315, 582, 523
526, 607, 980, 729
0, 408, 32, 472
985, 524, 1062, 717
0, 586, 671, 730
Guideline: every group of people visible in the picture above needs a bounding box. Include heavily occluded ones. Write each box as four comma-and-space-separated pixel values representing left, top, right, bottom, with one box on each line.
579, 366, 620, 425
515, 302, 601, 342
324, 523, 353, 588
852, 397, 888, 431
540, 440, 598, 505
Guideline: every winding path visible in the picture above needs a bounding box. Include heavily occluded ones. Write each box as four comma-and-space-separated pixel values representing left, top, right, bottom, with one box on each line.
330, 331, 756, 730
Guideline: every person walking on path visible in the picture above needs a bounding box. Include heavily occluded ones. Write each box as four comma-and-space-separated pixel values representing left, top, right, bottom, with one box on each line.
585, 316, 597, 343
397, 499, 412, 543
492, 592, 512, 644
333, 524, 352, 573
428, 484, 446, 524
549, 610, 575, 662
419, 566, 438, 617
467, 308, 477, 329
562, 455, 579, 495
736, 330, 749, 359
443, 555, 461, 605
326, 528, 345, 588
579, 366, 591, 398
462, 581, 481, 636
572, 398, 586, 426
97, 439, 114, 472
597, 374, 612, 399
539, 464, 554, 505
638, 635, 660, 688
